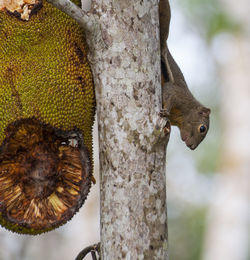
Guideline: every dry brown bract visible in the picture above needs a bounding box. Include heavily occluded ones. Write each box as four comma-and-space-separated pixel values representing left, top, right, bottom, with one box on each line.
0, 0, 39, 20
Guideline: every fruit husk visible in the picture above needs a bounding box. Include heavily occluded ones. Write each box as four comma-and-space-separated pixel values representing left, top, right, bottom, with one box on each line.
0, 0, 95, 234
0, 118, 92, 235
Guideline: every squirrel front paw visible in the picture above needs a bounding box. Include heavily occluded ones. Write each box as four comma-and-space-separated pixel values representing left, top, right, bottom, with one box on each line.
159, 109, 170, 118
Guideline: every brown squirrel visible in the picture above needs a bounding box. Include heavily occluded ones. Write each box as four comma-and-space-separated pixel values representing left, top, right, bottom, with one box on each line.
159, 0, 210, 150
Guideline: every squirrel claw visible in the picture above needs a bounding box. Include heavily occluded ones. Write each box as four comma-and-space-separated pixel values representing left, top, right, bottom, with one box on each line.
159, 109, 170, 118
155, 115, 171, 138
163, 120, 171, 134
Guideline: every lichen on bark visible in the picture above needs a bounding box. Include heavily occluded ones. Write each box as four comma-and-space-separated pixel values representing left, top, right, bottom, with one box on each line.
89, 0, 169, 259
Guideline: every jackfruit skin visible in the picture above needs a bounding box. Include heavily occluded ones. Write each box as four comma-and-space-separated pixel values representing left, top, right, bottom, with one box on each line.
0, 0, 95, 234
0, 0, 95, 150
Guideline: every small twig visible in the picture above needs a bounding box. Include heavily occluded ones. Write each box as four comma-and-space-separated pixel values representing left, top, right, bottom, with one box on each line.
46, 0, 106, 49
47, 0, 90, 30
75, 243, 101, 260
91, 250, 97, 260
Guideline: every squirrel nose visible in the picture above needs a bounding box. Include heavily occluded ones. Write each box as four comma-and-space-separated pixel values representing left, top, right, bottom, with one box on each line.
187, 143, 197, 150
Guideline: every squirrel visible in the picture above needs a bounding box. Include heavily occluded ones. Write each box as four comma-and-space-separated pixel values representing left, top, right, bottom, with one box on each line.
159, 0, 210, 150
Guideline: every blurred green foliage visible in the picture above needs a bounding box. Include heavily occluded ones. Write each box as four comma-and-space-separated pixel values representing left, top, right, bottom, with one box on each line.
177, 0, 241, 41
168, 206, 207, 260
167, 1, 242, 260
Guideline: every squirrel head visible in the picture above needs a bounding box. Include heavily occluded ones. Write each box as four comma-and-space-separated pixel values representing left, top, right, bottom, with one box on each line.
180, 107, 210, 150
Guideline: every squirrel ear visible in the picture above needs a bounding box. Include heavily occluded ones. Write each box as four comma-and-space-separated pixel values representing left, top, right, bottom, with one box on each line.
199, 107, 211, 116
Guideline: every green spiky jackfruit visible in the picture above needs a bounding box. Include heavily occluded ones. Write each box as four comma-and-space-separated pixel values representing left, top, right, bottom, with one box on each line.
0, 0, 95, 234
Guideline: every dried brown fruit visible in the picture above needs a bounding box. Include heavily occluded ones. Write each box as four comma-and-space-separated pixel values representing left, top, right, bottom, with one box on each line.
0, 118, 92, 234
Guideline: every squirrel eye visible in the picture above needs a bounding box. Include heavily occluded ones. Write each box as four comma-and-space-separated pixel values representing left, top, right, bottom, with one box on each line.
199, 125, 206, 133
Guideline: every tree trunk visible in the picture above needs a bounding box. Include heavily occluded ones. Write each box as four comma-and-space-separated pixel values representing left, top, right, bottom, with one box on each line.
89, 1, 169, 259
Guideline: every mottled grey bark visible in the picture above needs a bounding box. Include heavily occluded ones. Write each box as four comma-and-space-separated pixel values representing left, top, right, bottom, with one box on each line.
47, 0, 169, 258
90, 1, 169, 259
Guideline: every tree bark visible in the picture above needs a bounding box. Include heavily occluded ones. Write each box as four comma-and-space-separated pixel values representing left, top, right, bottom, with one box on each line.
89, 1, 169, 259
46, 0, 169, 258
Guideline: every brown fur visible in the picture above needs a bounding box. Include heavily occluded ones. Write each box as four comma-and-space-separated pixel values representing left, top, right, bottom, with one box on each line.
159, 0, 210, 149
